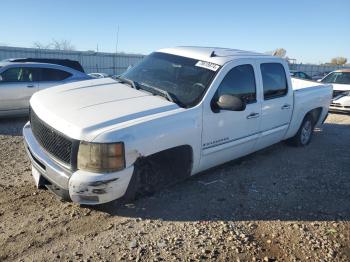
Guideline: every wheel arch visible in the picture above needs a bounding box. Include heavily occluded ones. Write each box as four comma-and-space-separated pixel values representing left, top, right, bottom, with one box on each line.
285, 106, 324, 140
123, 144, 194, 200
136, 144, 194, 176
308, 107, 323, 126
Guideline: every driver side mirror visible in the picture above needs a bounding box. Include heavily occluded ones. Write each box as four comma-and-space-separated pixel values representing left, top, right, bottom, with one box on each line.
215, 94, 246, 111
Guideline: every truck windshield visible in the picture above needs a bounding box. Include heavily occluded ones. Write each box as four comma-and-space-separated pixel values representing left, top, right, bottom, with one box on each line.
121, 52, 218, 107
321, 72, 350, 85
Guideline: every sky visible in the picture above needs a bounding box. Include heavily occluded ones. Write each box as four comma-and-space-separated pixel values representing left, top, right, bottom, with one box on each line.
0, 0, 349, 64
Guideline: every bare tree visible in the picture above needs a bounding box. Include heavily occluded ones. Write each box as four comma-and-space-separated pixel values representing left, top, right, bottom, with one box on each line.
330, 57, 348, 66
272, 48, 287, 58
33, 39, 75, 51
51, 39, 75, 51
33, 41, 51, 49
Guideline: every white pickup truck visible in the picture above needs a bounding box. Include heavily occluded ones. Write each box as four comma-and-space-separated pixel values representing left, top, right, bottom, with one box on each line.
23, 47, 332, 205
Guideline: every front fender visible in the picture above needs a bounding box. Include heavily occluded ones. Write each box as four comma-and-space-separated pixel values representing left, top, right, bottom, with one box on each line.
92, 106, 203, 175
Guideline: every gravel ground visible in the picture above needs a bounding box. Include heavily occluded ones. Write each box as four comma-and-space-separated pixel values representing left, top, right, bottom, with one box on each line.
0, 113, 349, 261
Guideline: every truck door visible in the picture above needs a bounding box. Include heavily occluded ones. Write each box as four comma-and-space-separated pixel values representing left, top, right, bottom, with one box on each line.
253, 61, 293, 151
200, 60, 262, 171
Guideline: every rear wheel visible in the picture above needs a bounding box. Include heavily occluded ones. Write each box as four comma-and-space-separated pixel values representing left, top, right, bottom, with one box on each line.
287, 114, 314, 147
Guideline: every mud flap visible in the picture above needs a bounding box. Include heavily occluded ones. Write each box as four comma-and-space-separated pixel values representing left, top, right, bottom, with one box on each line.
31, 165, 41, 187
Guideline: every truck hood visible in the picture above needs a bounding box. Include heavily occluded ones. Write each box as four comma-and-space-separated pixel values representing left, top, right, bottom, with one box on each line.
30, 78, 179, 141
331, 83, 350, 91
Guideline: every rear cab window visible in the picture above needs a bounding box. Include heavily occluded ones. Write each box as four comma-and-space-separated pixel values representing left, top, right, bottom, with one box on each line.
260, 63, 288, 99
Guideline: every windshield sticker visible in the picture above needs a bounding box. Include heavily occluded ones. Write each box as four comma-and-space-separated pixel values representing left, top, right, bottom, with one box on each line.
195, 61, 220, 71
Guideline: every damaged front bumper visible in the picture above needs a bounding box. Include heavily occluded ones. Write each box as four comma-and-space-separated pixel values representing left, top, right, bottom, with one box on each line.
23, 122, 134, 205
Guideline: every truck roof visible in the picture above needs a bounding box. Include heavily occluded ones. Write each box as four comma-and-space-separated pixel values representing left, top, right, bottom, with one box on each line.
157, 46, 281, 66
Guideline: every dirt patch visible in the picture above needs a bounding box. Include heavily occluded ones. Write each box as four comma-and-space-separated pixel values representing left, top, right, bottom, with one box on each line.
0, 113, 349, 261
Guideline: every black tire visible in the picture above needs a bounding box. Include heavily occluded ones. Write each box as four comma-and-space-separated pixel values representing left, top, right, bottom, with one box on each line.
123, 158, 158, 201
123, 156, 174, 201
286, 114, 314, 147
122, 146, 192, 202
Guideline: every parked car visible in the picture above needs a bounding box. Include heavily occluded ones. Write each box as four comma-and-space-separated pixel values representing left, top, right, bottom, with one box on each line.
312, 71, 330, 81
88, 72, 111, 79
320, 69, 350, 113
111, 75, 121, 80
0, 60, 91, 117
290, 70, 312, 80
23, 47, 332, 205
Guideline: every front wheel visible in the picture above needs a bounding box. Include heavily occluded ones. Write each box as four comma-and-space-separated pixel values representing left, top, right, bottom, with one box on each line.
287, 114, 314, 147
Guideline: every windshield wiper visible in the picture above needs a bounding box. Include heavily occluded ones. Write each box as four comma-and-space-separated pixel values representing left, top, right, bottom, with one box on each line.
115, 77, 184, 107
114, 76, 137, 89
138, 82, 184, 107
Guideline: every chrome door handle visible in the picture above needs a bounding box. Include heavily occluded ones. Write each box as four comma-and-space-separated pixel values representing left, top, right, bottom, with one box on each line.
281, 104, 291, 110
247, 112, 260, 119
27, 84, 35, 88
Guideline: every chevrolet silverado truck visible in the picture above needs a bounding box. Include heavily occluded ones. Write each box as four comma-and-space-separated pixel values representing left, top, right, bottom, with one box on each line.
23, 47, 332, 205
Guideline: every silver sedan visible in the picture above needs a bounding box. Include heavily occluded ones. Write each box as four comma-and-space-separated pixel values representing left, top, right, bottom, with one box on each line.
0, 61, 91, 117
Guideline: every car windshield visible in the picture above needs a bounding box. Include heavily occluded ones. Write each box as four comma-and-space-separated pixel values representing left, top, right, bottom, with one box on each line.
321, 72, 350, 85
121, 52, 218, 107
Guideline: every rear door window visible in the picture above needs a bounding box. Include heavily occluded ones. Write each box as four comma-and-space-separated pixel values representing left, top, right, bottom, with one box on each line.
40, 68, 72, 81
260, 63, 288, 99
0, 67, 39, 82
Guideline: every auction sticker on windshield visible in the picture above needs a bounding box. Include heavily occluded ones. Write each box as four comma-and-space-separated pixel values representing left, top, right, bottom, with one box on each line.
195, 61, 220, 71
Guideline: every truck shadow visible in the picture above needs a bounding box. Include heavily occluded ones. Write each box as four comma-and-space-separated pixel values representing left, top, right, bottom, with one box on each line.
0, 117, 28, 136
93, 120, 350, 222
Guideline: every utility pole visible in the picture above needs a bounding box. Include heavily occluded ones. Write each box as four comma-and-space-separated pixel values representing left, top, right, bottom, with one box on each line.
115, 25, 119, 75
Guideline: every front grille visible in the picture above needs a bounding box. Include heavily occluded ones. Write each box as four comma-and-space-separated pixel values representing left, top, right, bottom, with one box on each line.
30, 109, 74, 167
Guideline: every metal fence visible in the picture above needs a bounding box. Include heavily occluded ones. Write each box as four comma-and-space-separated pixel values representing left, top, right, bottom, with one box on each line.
0, 46, 348, 77
0, 46, 145, 75
289, 63, 349, 77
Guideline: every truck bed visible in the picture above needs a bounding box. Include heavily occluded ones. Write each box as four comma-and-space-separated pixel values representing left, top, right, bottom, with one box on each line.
284, 78, 333, 139
291, 77, 327, 91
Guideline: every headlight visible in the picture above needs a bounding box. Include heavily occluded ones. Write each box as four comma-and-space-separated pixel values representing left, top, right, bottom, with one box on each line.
77, 142, 125, 173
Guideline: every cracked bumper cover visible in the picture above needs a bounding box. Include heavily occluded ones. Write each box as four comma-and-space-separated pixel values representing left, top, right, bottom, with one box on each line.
23, 122, 134, 205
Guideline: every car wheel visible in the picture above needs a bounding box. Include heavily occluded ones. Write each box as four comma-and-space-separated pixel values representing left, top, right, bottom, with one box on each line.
287, 114, 314, 147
